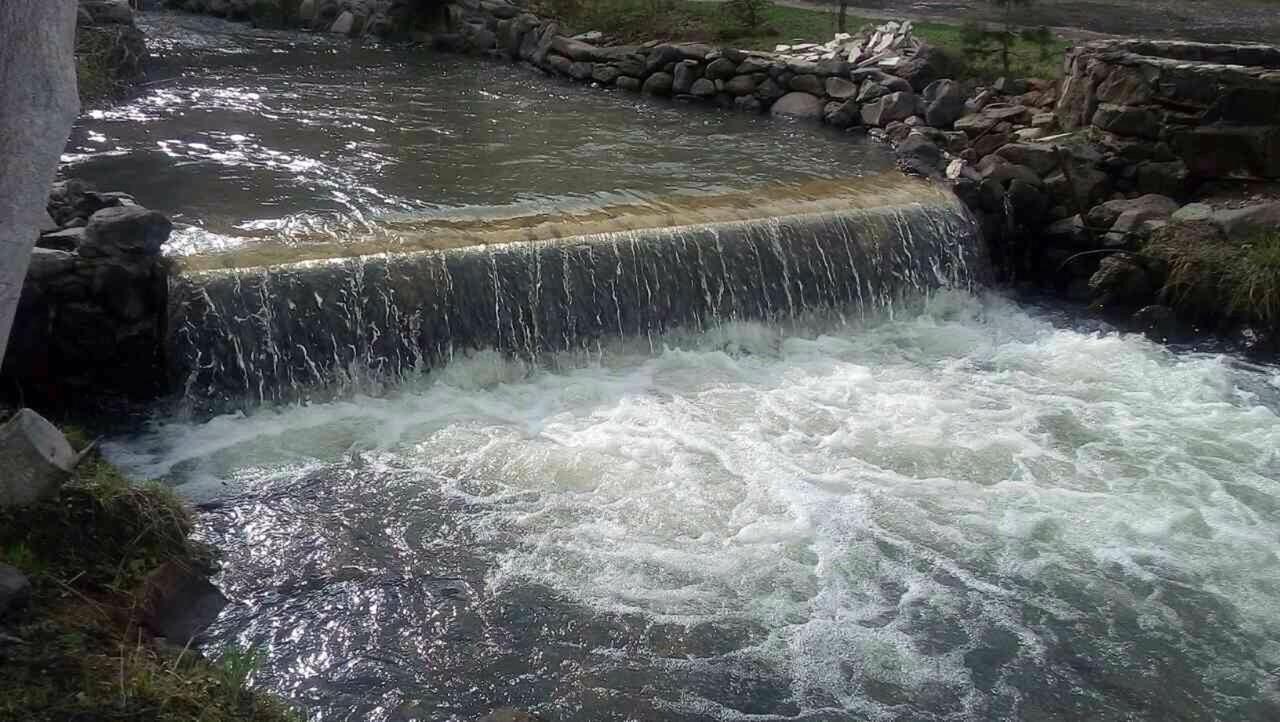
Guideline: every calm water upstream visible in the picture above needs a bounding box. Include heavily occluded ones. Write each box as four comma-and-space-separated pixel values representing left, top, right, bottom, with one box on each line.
62, 12, 893, 259
87, 11, 1280, 722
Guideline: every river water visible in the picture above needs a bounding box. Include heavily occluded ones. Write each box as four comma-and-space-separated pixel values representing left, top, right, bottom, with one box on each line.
63, 12, 892, 260
89, 11, 1280, 722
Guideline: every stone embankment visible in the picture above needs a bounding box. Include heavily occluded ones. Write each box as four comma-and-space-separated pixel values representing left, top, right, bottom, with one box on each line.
3, 182, 172, 406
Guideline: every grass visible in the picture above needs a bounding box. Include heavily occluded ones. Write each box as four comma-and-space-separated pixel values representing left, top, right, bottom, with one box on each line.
1145, 226, 1280, 327
0, 432, 299, 722
532, 0, 1068, 80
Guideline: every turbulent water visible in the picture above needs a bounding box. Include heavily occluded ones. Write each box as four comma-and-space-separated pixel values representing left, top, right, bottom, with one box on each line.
62, 12, 892, 258
109, 292, 1280, 722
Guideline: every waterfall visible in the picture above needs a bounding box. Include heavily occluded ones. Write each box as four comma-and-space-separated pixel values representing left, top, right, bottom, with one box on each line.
169, 184, 987, 411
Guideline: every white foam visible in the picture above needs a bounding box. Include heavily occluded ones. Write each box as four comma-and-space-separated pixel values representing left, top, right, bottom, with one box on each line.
107, 290, 1280, 715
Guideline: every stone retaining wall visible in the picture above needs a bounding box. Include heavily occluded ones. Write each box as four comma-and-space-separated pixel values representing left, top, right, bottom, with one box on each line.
2, 183, 172, 406
1057, 39, 1280, 182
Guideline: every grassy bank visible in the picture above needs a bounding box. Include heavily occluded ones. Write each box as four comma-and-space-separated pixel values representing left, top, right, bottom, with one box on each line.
533, 0, 1068, 79
1146, 226, 1280, 328
0, 433, 297, 722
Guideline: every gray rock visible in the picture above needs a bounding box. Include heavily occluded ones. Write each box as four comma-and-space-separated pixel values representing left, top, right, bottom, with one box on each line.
824, 77, 858, 100
1007, 179, 1049, 226
82, 206, 171, 257
855, 79, 888, 104
545, 54, 572, 75
770, 92, 824, 120
0, 564, 30, 618
616, 76, 642, 92
329, 10, 355, 35
550, 36, 601, 62
689, 78, 716, 97
1087, 194, 1179, 232
567, 61, 593, 81
672, 61, 698, 94
1212, 202, 1280, 242
734, 95, 763, 113
641, 72, 674, 96
896, 133, 943, 167
736, 57, 771, 75
995, 143, 1059, 176
754, 77, 786, 103
1092, 103, 1162, 140
922, 79, 964, 128
37, 227, 87, 252
789, 74, 824, 95
860, 92, 916, 128
81, 0, 134, 25
643, 44, 684, 75
141, 560, 228, 643
726, 75, 757, 96
976, 155, 1042, 188
1090, 254, 1156, 307
895, 42, 959, 91
591, 64, 620, 85
823, 99, 861, 129
1136, 160, 1189, 198
1171, 202, 1213, 223
705, 57, 737, 80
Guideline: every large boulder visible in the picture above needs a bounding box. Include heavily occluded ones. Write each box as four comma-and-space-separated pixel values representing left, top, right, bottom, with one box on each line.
994, 143, 1059, 176
1089, 254, 1157, 308
1212, 202, 1280, 242
82, 206, 172, 257
824, 99, 861, 129
922, 79, 964, 128
895, 42, 960, 91
825, 77, 858, 100
770, 92, 824, 119
860, 91, 916, 127
641, 72, 674, 96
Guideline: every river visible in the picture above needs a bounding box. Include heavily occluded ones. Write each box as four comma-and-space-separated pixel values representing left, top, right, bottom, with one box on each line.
82, 11, 1280, 722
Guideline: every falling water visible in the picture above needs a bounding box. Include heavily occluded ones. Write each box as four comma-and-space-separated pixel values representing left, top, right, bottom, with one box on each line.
170, 185, 986, 411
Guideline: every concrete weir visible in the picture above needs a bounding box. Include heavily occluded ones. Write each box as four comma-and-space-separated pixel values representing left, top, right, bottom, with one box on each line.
170, 177, 988, 410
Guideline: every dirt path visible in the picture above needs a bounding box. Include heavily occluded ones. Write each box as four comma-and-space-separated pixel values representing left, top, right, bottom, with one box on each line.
811, 0, 1280, 44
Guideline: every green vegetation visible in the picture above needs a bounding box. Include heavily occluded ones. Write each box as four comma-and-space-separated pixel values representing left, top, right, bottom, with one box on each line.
960, 0, 1059, 77
1146, 227, 1280, 327
0, 437, 298, 722
532, 0, 1068, 79
75, 27, 121, 104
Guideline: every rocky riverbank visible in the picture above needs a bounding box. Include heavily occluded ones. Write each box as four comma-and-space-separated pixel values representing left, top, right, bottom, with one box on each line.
0, 412, 298, 721
76, 0, 148, 101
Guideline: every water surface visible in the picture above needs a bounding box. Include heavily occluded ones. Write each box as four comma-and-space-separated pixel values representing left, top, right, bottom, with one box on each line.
63, 12, 894, 258
109, 292, 1280, 721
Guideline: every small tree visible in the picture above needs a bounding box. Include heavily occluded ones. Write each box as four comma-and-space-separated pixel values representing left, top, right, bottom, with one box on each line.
723, 0, 773, 33
960, 0, 1035, 76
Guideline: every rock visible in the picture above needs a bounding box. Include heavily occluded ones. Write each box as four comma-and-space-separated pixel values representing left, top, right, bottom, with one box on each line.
860, 91, 915, 127
689, 78, 716, 97
329, 10, 355, 34
1044, 214, 1091, 249
82, 206, 171, 257
81, 0, 134, 25
1171, 202, 1213, 223
825, 77, 858, 100
824, 99, 861, 128
954, 112, 998, 137
976, 155, 1042, 188
643, 44, 684, 75
994, 77, 1028, 95
1212, 202, 1280, 242
896, 133, 943, 167
734, 95, 762, 113
1132, 305, 1183, 342
1087, 194, 1178, 230
641, 72, 674, 96
983, 104, 1032, 124
995, 143, 1059, 176
1090, 254, 1155, 308
0, 564, 30, 618
953, 177, 981, 208
855, 79, 889, 104
1032, 112, 1058, 130
1092, 103, 1162, 140
726, 75, 757, 96
895, 42, 959, 91
1171, 125, 1280, 180
141, 560, 228, 644
37, 227, 87, 252
922, 79, 964, 127
789, 74, 824, 95
770, 92, 825, 120
545, 54, 572, 75
672, 61, 698, 94
1007, 179, 1049, 226
705, 57, 737, 80
0, 410, 78, 508
978, 178, 1005, 212
567, 61, 593, 81
754, 78, 786, 103
591, 64, 620, 85
1014, 128, 1046, 141
551, 36, 602, 62
1135, 160, 1189, 198
971, 133, 1011, 158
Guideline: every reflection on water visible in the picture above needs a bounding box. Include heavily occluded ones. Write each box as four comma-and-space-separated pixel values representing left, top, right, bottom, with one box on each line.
63, 12, 894, 257
109, 293, 1280, 722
